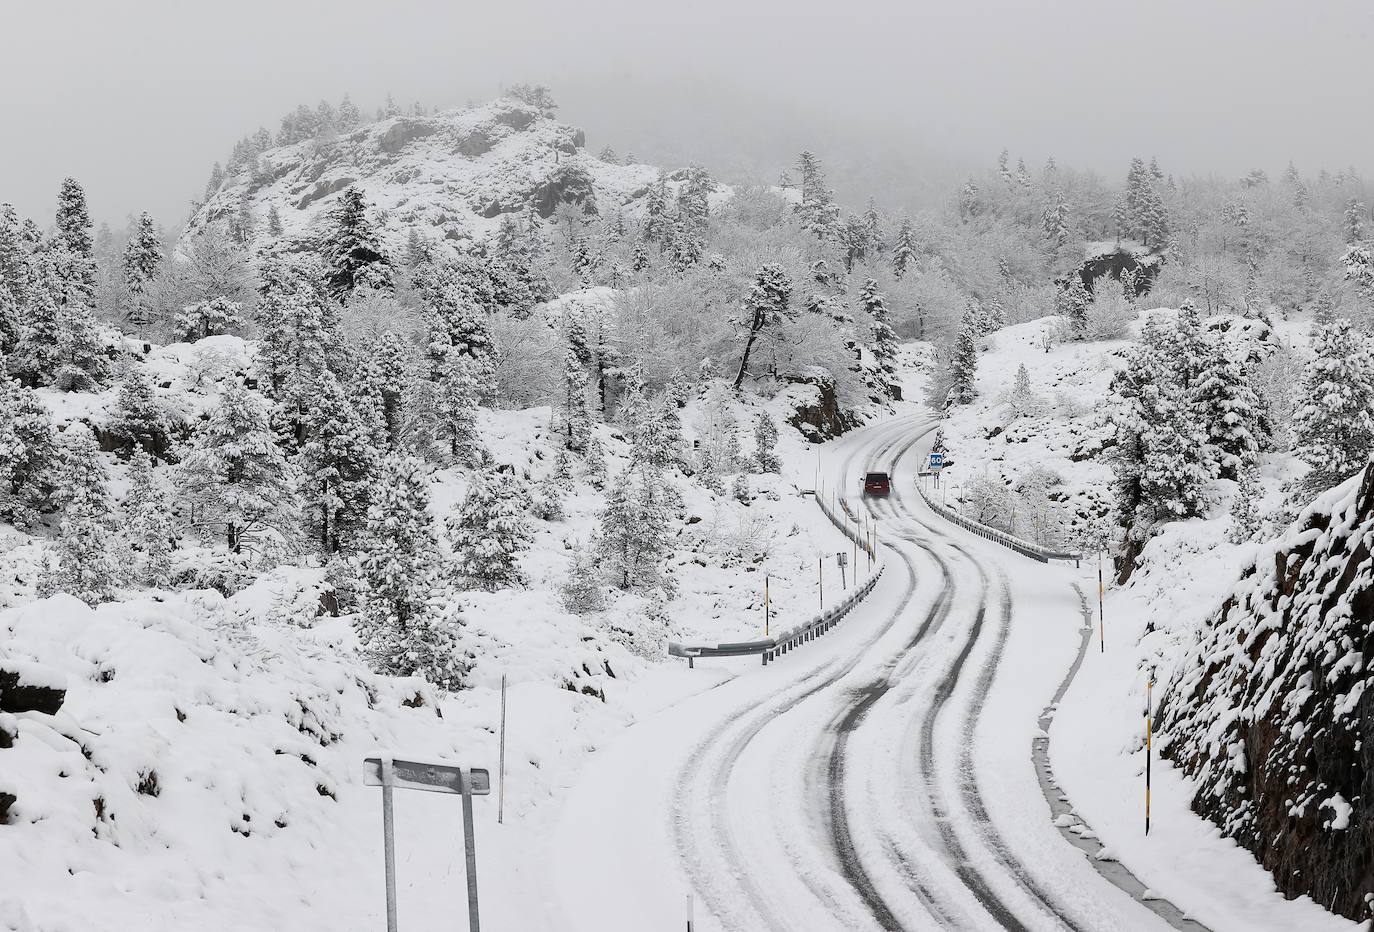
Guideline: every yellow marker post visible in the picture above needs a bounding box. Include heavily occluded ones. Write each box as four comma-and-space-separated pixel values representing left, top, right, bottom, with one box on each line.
1145, 677, 1154, 836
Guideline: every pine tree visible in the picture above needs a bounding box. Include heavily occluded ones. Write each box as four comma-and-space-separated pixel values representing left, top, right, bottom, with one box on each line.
531, 471, 566, 522
1227, 464, 1260, 545
54, 177, 95, 299
561, 348, 592, 452
584, 435, 607, 490
754, 411, 780, 473
946, 325, 979, 406
732, 472, 750, 504
323, 187, 393, 297
560, 540, 605, 614
255, 258, 339, 409
0, 376, 57, 527
124, 445, 174, 587
300, 371, 376, 552
434, 356, 485, 466
891, 218, 917, 279
46, 425, 119, 605
180, 385, 300, 553
1057, 277, 1091, 337
448, 468, 531, 590
1190, 342, 1261, 480
354, 453, 468, 689
734, 263, 794, 389
794, 151, 840, 240
858, 278, 899, 391
1293, 318, 1374, 495
338, 93, 363, 128
1042, 191, 1070, 249
1009, 363, 1037, 416
13, 252, 66, 385
597, 462, 674, 592
122, 211, 162, 300
108, 366, 169, 456
1345, 198, 1366, 245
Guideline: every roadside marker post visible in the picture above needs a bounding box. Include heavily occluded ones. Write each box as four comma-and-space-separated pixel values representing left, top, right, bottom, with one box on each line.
764, 573, 771, 636
838, 551, 848, 589
364, 757, 492, 932
498, 675, 507, 825
818, 556, 824, 611
687, 892, 695, 931
1145, 677, 1154, 836
1098, 551, 1106, 653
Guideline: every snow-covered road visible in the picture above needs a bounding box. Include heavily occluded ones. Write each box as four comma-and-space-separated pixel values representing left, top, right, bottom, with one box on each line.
551, 414, 1178, 931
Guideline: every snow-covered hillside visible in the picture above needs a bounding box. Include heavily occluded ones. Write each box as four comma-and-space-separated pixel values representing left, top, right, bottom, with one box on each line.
1159, 459, 1374, 922
186, 98, 729, 256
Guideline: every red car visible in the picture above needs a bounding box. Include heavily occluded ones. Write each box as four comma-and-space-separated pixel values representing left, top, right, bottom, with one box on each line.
863, 471, 891, 497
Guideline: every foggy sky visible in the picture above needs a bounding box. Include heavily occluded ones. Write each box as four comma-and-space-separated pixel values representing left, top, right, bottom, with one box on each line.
4, 0, 1373, 231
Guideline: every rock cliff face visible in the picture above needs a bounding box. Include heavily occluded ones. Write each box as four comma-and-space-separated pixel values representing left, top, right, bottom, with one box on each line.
184, 98, 728, 257
1159, 459, 1374, 922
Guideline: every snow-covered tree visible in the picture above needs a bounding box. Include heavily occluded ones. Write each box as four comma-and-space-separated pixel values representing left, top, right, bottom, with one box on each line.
174, 296, 243, 341
448, 468, 531, 590
754, 411, 781, 473
107, 366, 170, 456
122, 211, 162, 301
530, 472, 566, 522
560, 540, 605, 614
433, 356, 485, 466
560, 348, 592, 452
45, 425, 119, 605
323, 187, 393, 297
731, 472, 750, 504
858, 278, 899, 391
1056, 277, 1091, 338
123, 445, 174, 587
300, 371, 376, 552
891, 218, 917, 279
597, 462, 675, 593
584, 436, 608, 490
1107, 327, 1212, 561
0, 376, 57, 526
180, 385, 300, 554
53, 177, 96, 304
734, 263, 794, 389
1190, 342, 1261, 480
1293, 318, 1374, 495
945, 324, 979, 406
1227, 465, 1261, 545
354, 453, 468, 689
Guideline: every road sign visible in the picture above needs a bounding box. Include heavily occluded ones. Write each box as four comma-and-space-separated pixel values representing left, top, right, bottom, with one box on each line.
365, 757, 488, 932
929, 451, 944, 469
364, 757, 492, 795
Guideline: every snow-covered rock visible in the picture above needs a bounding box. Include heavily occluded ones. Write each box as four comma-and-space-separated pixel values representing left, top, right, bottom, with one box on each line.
185, 98, 730, 256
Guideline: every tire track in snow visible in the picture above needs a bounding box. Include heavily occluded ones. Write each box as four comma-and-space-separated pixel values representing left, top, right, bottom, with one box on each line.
670, 417, 938, 931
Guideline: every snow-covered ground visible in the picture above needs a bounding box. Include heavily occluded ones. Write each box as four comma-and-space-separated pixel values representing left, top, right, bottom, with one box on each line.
5, 315, 1361, 931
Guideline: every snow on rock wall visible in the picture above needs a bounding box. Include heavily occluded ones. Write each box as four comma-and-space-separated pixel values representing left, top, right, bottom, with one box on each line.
184, 98, 727, 257
1159, 458, 1374, 922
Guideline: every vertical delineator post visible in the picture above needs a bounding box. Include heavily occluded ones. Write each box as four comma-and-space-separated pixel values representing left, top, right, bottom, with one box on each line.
498, 675, 507, 825
381, 757, 399, 932
1146, 678, 1154, 836
1098, 551, 1106, 653
460, 769, 481, 931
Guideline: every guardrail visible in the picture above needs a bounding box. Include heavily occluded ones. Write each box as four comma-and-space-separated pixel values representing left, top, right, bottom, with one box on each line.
668, 566, 884, 667
915, 481, 1081, 565
667, 483, 885, 668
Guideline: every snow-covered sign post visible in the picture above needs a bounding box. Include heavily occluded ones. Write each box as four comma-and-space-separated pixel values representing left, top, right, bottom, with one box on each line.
928, 450, 944, 487
364, 757, 491, 932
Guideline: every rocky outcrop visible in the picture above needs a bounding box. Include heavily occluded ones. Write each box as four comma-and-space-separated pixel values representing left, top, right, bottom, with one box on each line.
0, 660, 66, 715
782, 369, 855, 442
1159, 458, 1374, 922
376, 119, 436, 154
